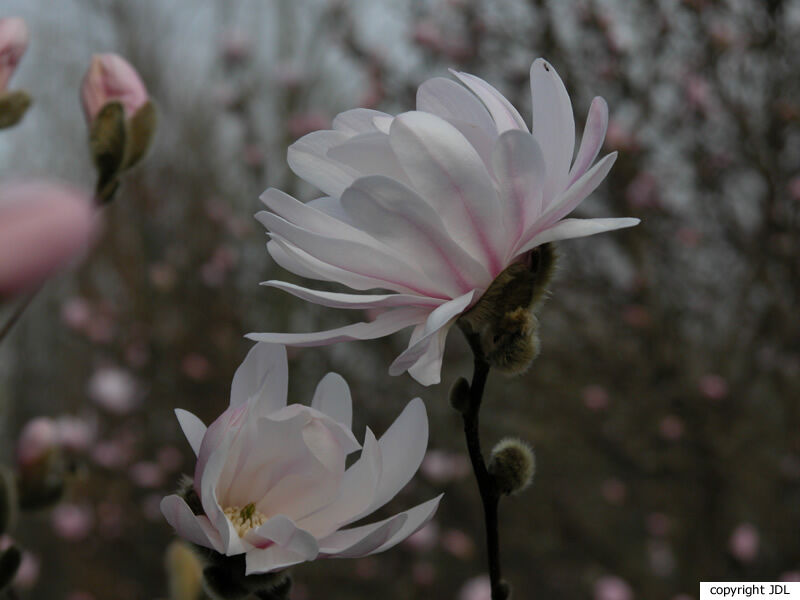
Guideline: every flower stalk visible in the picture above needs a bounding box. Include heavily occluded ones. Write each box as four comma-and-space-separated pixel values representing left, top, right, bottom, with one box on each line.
458, 330, 508, 600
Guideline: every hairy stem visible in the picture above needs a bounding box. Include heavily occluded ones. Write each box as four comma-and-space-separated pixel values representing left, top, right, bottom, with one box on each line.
460, 333, 506, 600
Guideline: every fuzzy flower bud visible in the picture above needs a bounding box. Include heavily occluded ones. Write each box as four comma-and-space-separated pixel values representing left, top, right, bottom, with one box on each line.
0, 18, 28, 92
0, 181, 96, 299
488, 438, 535, 496
448, 376, 471, 413
458, 244, 557, 374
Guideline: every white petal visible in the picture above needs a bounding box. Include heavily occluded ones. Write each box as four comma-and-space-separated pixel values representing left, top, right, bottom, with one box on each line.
287, 130, 358, 198
417, 77, 496, 136
246, 306, 427, 347
311, 373, 352, 429
327, 132, 411, 184
365, 398, 428, 514
332, 108, 393, 134
160, 494, 223, 552
174, 409, 206, 456
389, 112, 504, 273
450, 70, 528, 133
417, 77, 497, 161
534, 151, 618, 232
245, 546, 307, 575
389, 291, 474, 377
245, 515, 319, 559
568, 96, 608, 186
268, 236, 418, 293
260, 212, 441, 296
259, 188, 382, 247
229, 343, 287, 415
372, 115, 393, 133
515, 217, 640, 255
341, 176, 492, 295
199, 436, 247, 556
297, 428, 381, 537
318, 513, 407, 558
261, 280, 445, 310
491, 130, 547, 254
530, 58, 576, 203
406, 327, 450, 386
368, 495, 443, 555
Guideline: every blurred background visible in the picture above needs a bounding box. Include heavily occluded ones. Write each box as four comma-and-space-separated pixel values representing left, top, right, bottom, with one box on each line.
0, 0, 799, 598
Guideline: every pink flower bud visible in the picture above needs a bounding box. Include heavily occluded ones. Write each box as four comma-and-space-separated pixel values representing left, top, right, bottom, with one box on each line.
0, 181, 95, 298
0, 18, 29, 92
80, 53, 148, 123
16, 417, 59, 468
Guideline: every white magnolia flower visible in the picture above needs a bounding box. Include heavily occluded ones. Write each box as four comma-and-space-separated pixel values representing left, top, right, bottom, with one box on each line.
249, 59, 639, 385
161, 343, 440, 575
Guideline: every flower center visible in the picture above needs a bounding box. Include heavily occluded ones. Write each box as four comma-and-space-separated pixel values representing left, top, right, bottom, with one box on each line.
224, 502, 267, 537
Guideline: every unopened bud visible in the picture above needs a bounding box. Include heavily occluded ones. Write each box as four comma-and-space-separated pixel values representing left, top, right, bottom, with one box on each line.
0, 545, 21, 591
0, 18, 29, 93
81, 53, 148, 124
0, 89, 31, 129
81, 54, 155, 203
15, 417, 68, 510
165, 540, 203, 600
448, 377, 471, 413
0, 466, 18, 535
488, 438, 535, 496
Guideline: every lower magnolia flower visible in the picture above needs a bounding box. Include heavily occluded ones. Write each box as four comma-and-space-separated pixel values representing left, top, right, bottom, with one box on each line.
161, 343, 440, 575
249, 58, 639, 385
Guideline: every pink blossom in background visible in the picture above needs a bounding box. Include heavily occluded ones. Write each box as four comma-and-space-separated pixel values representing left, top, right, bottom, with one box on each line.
353, 557, 378, 580
0, 181, 95, 298
0, 17, 29, 91
86, 313, 115, 343
13, 551, 40, 590
601, 478, 627, 505
412, 561, 436, 586
729, 522, 759, 563
458, 575, 490, 600
55, 416, 95, 452
441, 529, 475, 560
676, 227, 702, 248
129, 461, 165, 489
156, 445, 183, 472
787, 177, 800, 202
60, 297, 92, 331
594, 575, 633, 600
412, 20, 444, 51
658, 415, 685, 441
242, 144, 265, 168
272, 62, 305, 90
81, 53, 148, 122
421, 449, 471, 483
625, 172, 659, 209
605, 119, 638, 151
698, 374, 729, 400
181, 353, 211, 381
88, 367, 138, 414
16, 417, 58, 467
684, 74, 713, 112
648, 539, 676, 576
220, 29, 252, 63
645, 513, 671, 537
91, 438, 134, 469
51, 504, 94, 542
148, 263, 177, 291
286, 112, 329, 138
781, 573, 800, 582
582, 384, 609, 410
404, 521, 440, 552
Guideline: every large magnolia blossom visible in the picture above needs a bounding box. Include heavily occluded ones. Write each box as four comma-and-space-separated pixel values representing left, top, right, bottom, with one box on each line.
249, 59, 639, 385
161, 343, 439, 575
